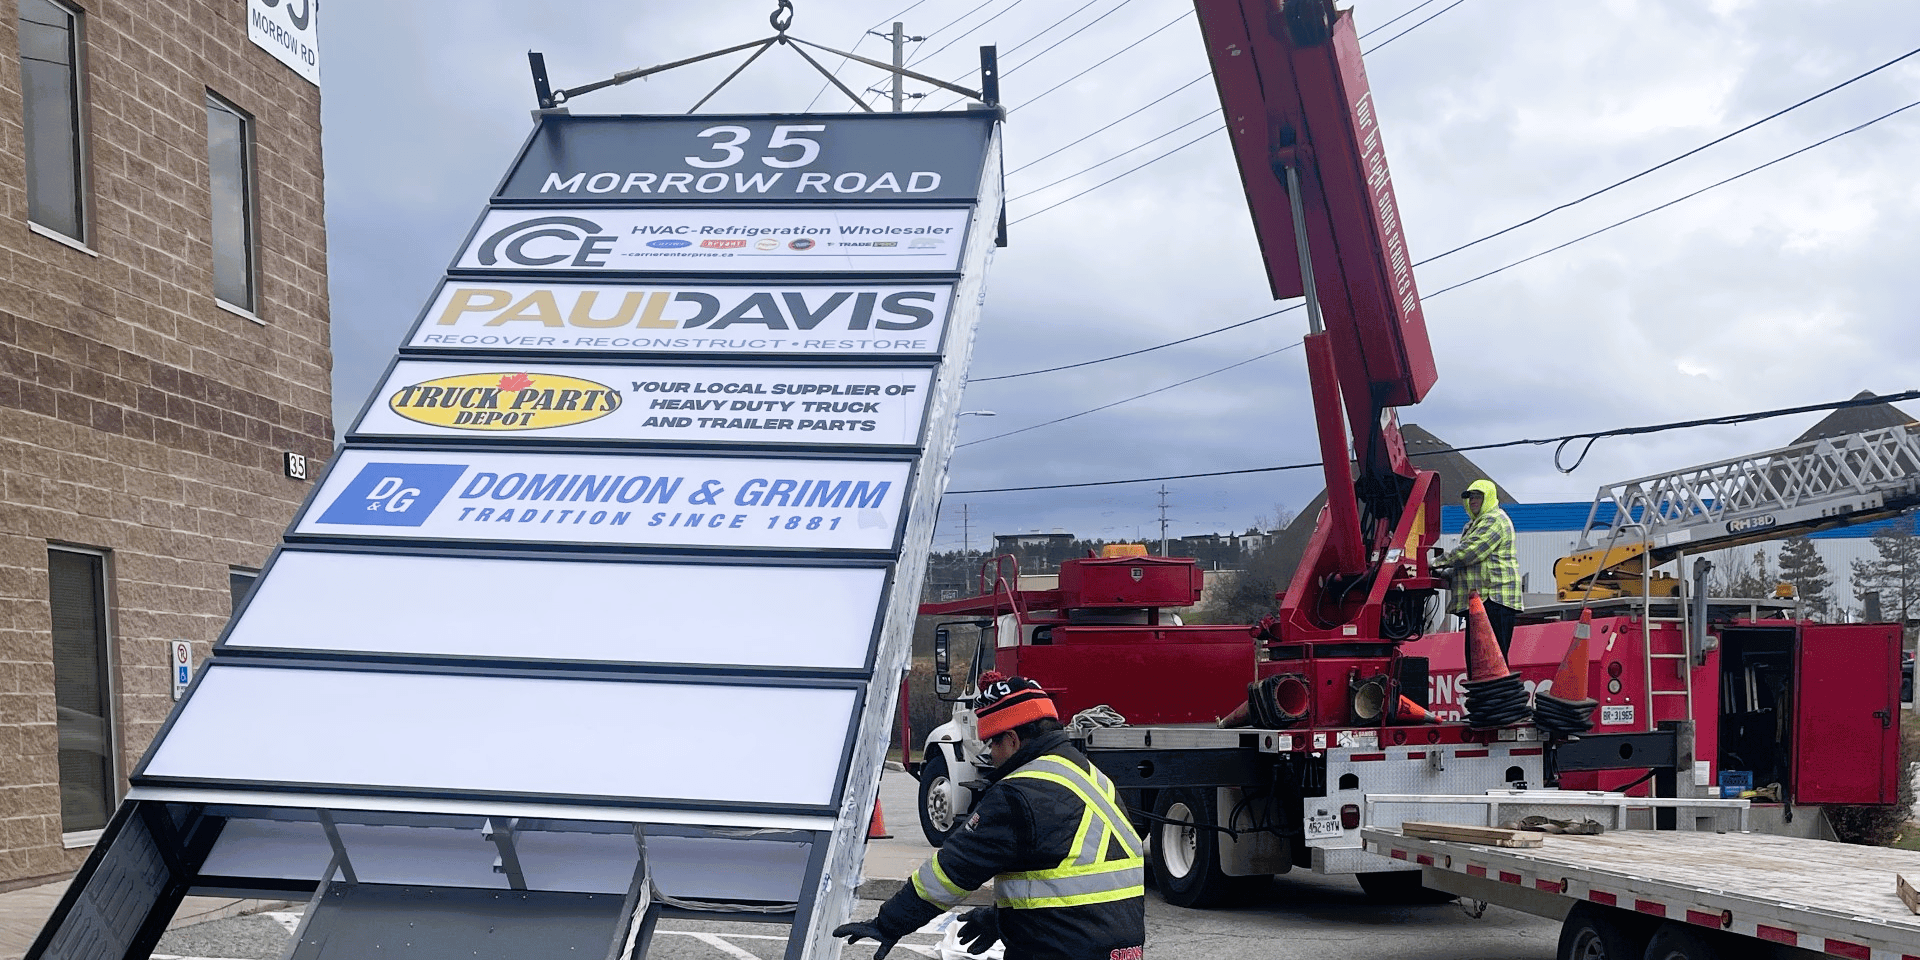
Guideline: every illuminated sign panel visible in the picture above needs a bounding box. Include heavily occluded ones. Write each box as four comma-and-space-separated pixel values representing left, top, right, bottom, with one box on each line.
296, 448, 910, 551
404, 280, 953, 356
355, 360, 934, 447
453, 207, 970, 274
497, 114, 993, 204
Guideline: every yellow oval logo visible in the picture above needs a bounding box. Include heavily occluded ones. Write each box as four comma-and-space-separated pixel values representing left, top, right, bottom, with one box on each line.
389, 372, 622, 431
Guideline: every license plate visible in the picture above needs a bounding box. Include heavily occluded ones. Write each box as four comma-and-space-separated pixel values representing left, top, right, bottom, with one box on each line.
1600, 704, 1635, 725
1305, 811, 1343, 838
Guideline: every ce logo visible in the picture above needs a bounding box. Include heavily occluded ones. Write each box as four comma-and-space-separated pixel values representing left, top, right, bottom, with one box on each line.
476, 216, 615, 268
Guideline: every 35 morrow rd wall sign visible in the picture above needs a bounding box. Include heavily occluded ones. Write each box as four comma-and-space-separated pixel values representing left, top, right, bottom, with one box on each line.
404, 280, 953, 356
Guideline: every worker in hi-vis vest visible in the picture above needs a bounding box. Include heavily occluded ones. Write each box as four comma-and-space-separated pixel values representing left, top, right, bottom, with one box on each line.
1434, 478, 1523, 655
834, 676, 1146, 960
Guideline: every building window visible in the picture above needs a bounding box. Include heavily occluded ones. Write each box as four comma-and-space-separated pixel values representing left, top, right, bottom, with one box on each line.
229, 567, 259, 616
17, 0, 86, 241
206, 93, 256, 312
49, 548, 114, 835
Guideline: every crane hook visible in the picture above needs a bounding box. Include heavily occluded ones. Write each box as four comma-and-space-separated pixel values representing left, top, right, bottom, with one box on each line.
770, 0, 794, 33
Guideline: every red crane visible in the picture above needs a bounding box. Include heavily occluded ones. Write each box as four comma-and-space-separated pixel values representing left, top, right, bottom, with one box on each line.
1194, 0, 1442, 644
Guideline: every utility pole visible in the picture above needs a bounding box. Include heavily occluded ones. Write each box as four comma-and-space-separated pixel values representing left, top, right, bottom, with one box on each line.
1157, 485, 1172, 558
890, 22, 905, 112
961, 503, 971, 555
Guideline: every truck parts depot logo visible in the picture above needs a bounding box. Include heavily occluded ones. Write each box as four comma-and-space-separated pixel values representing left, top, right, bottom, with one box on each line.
388, 372, 621, 431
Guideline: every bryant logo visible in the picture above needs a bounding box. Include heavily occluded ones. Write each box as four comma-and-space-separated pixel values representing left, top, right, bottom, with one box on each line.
476, 216, 615, 268
702, 238, 746, 249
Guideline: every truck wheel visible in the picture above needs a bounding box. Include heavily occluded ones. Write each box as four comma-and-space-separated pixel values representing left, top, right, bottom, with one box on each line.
1642, 923, 1723, 960
1150, 788, 1254, 908
1556, 903, 1645, 960
1355, 870, 1457, 904
917, 748, 968, 847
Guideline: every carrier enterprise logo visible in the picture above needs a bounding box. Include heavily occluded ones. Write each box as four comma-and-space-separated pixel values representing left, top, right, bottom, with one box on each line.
476, 217, 615, 268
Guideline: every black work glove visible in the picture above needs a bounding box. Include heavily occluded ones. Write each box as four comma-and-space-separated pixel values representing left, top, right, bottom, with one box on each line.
956, 905, 1000, 954
833, 920, 900, 959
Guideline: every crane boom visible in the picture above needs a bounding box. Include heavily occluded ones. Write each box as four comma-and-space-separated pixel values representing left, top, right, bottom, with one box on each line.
1193, 0, 1441, 640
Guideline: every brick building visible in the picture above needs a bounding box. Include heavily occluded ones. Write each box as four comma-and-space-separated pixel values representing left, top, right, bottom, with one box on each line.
0, 0, 328, 888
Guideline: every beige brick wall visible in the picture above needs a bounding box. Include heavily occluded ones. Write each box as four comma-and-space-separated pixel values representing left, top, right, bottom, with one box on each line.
0, 0, 329, 885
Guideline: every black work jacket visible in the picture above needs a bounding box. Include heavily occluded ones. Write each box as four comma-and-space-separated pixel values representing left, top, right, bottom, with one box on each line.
878, 730, 1146, 960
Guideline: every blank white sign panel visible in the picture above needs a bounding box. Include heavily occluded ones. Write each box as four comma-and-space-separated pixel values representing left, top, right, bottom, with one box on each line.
293, 448, 910, 551
226, 552, 884, 670
353, 360, 933, 447
145, 666, 855, 808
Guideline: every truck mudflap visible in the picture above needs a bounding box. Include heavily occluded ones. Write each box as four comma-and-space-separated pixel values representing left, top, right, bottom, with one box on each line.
1303, 740, 1545, 874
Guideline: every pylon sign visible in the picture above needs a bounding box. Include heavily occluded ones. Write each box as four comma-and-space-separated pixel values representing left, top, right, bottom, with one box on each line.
26, 109, 1002, 960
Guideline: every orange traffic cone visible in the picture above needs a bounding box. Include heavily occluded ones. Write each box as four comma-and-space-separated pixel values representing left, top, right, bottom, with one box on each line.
1550, 610, 1594, 702
1393, 694, 1438, 724
1465, 592, 1513, 681
867, 799, 892, 840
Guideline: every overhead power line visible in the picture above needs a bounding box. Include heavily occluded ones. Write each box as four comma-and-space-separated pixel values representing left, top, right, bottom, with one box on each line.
906, 0, 1029, 69
968, 96, 1920, 444
1006, 72, 1213, 176
1008, 108, 1219, 200
801, 0, 935, 111
946, 391, 1920, 494
1362, 0, 1467, 54
1416, 42, 1920, 267
1357, 0, 1443, 39
1008, 125, 1225, 224
982, 62, 1920, 381
957, 342, 1303, 448
1005, 8, 1195, 114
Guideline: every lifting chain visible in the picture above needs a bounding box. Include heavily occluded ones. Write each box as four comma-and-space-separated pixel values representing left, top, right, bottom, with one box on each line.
770, 0, 794, 33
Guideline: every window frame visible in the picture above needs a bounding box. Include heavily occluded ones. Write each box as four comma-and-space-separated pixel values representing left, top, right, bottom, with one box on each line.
205, 90, 260, 316
16, 0, 90, 245
47, 544, 118, 844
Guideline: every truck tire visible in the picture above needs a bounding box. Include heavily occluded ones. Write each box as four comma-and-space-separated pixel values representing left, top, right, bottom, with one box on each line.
1556, 903, 1646, 960
1149, 788, 1260, 907
1355, 870, 1457, 904
1642, 923, 1724, 960
917, 748, 968, 847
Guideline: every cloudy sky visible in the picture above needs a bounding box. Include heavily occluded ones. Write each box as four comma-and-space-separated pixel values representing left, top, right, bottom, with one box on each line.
317, 0, 1920, 553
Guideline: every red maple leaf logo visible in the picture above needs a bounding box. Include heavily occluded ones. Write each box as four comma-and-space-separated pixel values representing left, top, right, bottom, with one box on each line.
497, 373, 535, 392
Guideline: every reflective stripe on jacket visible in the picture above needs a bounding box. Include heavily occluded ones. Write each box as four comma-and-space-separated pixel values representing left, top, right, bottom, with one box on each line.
879, 731, 1147, 960
995, 755, 1145, 909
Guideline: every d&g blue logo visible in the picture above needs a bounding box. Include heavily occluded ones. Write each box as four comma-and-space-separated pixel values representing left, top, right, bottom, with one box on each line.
647, 238, 692, 249
316, 462, 467, 526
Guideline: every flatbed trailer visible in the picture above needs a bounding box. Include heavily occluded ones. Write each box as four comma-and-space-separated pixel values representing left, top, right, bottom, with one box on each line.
1359, 793, 1920, 960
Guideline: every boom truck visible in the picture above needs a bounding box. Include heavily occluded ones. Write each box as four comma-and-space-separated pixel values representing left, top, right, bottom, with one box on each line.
911, 0, 1909, 913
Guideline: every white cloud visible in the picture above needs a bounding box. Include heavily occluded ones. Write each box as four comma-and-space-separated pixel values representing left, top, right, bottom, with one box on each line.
320, 0, 1920, 547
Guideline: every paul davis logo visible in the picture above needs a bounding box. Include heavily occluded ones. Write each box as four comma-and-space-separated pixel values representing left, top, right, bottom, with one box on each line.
317, 463, 467, 526
647, 238, 692, 249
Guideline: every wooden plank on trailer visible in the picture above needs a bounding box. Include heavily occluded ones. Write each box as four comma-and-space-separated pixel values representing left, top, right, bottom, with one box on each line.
1400, 821, 1542, 847
1899, 873, 1919, 915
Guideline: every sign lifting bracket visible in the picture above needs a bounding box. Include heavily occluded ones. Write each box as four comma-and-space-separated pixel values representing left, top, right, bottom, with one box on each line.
527, 1, 997, 113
